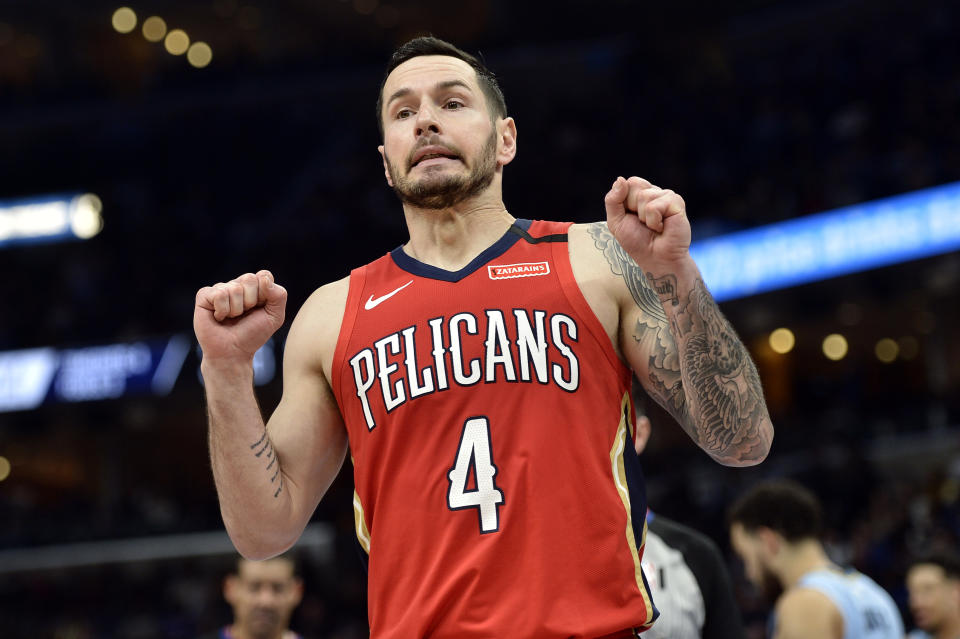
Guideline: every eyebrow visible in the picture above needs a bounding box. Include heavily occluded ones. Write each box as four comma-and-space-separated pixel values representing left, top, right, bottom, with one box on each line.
386, 79, 473, 109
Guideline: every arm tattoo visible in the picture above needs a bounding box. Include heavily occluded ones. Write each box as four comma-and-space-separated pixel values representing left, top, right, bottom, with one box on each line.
588, 222, 770, 464
587, 223, 668, 322
644, 273, 679, 308
250, 429, 284, 498
668, 279, 770, 464
250, 431, 267, 451
588, 221, 686, 416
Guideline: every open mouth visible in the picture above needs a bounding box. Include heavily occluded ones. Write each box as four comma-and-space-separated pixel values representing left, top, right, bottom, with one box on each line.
411, 148, 461, 168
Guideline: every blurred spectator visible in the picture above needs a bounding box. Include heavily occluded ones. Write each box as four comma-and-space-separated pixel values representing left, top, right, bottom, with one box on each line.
203, 554, 305, 639
906, 551, 960, 639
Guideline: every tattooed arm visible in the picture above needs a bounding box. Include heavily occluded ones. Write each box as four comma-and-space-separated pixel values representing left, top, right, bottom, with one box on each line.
198, 276, 349, 558
586, 178, 773, 466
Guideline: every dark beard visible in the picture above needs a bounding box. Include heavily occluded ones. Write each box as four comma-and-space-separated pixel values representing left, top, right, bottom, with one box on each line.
387, 131, 497, 210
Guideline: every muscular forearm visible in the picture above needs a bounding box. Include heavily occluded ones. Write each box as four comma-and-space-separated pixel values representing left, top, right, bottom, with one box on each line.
203, 360, 301, 558
645, 258, 773, 466
585, 221, 772, 465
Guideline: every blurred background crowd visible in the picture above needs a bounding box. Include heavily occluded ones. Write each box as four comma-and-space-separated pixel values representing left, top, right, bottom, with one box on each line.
1, 0, 958, 636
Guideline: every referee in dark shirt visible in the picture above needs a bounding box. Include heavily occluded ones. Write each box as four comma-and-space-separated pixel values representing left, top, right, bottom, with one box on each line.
635, 413, 746, 639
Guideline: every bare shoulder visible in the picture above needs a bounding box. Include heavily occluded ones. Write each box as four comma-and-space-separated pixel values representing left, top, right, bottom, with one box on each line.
778, 584, 839, 612
565, 222, 627, 353
568, 221, 637, 298
284, 275, 351, 381
774, 587, 842, 639
568, 222, 620, 280
567, 221, 678, 366
569, 222, 666, 321
301, 275, 351, 317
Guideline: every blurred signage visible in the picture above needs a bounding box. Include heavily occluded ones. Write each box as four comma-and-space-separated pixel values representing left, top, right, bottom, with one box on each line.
0, 348, 58, 412
0, 192, 103, 248
0, 336, 275, 413
692, 180, 960, 301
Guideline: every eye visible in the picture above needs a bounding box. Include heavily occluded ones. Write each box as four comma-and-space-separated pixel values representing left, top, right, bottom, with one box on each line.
443, 100, 464, 110
396, 108, 414, 120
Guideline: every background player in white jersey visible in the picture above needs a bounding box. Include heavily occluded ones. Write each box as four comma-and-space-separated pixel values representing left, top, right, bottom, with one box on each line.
906, 552, 960, 639
727, 480, 903, 639
633, 411, 745, 639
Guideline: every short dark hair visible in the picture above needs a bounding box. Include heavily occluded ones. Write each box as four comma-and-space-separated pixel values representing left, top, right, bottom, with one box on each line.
376, 36, 507, 136
727, 479, 823, 542
234, 551, 300, 576
909, 551, 960, 580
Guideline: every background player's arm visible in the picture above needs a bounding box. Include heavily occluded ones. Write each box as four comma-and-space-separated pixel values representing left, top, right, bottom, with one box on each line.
577, 176, 772, 466
197, 274, 349, 559
772, 588, 843, 639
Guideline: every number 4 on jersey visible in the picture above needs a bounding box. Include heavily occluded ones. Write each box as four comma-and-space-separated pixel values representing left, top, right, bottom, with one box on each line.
447, 417, 504, 533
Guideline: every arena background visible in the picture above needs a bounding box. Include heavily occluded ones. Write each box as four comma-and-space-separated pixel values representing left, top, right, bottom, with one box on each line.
1, 0, 958, 636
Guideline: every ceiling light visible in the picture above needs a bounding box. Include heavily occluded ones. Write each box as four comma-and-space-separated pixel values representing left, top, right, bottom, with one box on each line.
768, 328, 795, 354
822, 334, 848, 361
111, 7, 137, 34
874, 338, 898, 363
164, 29, 190, 56
142, 16, 167, 42
187, 42, 213, 68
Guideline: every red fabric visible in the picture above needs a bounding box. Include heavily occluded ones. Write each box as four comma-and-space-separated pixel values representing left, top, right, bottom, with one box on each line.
332, 220, 652, 638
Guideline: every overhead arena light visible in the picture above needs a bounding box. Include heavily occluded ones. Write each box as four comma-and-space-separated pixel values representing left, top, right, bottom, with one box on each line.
0, 193, 104, 249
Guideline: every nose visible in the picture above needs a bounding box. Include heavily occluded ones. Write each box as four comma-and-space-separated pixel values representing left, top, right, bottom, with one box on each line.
414, 101, 441, 137
254, 586, 280, 606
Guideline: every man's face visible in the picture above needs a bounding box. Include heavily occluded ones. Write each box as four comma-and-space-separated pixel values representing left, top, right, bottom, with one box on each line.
378, 55, 507, 209
907, 563, 960, 631
730, 523, 776, 593
225, 559, 303, 639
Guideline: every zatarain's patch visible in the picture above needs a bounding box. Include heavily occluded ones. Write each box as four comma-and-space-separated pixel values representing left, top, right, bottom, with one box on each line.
488, 261, 550, 280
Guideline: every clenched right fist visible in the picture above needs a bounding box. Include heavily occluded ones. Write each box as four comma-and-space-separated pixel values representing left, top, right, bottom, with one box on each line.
194, 270, 288, 365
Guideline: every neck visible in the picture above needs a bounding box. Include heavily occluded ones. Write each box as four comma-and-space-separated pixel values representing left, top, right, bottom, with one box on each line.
777, 540, 834, 589
401, 192, 515, 271
934, 618, 960, 639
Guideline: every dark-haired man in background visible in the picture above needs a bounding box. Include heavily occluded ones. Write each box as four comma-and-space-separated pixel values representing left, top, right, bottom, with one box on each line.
906, 551, 960, 639
204, 554, 304, 639
728, 480, 903, 639
195, 35, 773, 638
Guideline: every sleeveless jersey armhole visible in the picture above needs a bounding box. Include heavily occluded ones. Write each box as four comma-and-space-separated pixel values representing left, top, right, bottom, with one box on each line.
548, 223, 631, 382
331, 265, 367, 409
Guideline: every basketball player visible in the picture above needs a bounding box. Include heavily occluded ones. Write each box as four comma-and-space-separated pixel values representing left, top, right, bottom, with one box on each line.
633, 414, 746, 639
905, 552, 960, 639
205, 555, 304, 639
727, 480, 903, 639
194, 37, 774, 638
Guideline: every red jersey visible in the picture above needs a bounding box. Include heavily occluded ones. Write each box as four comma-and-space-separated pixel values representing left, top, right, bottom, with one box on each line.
331, 219, 657, 638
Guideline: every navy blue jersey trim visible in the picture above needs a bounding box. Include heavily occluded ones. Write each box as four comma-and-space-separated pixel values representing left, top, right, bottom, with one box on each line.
389, 219, 535, 282
355, 536, 369, 572
624, 440, 660, 626
508, 223, 568, 244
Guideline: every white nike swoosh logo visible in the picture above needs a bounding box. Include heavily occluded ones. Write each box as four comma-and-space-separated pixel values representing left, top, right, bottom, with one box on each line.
364, 280, 413, 310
